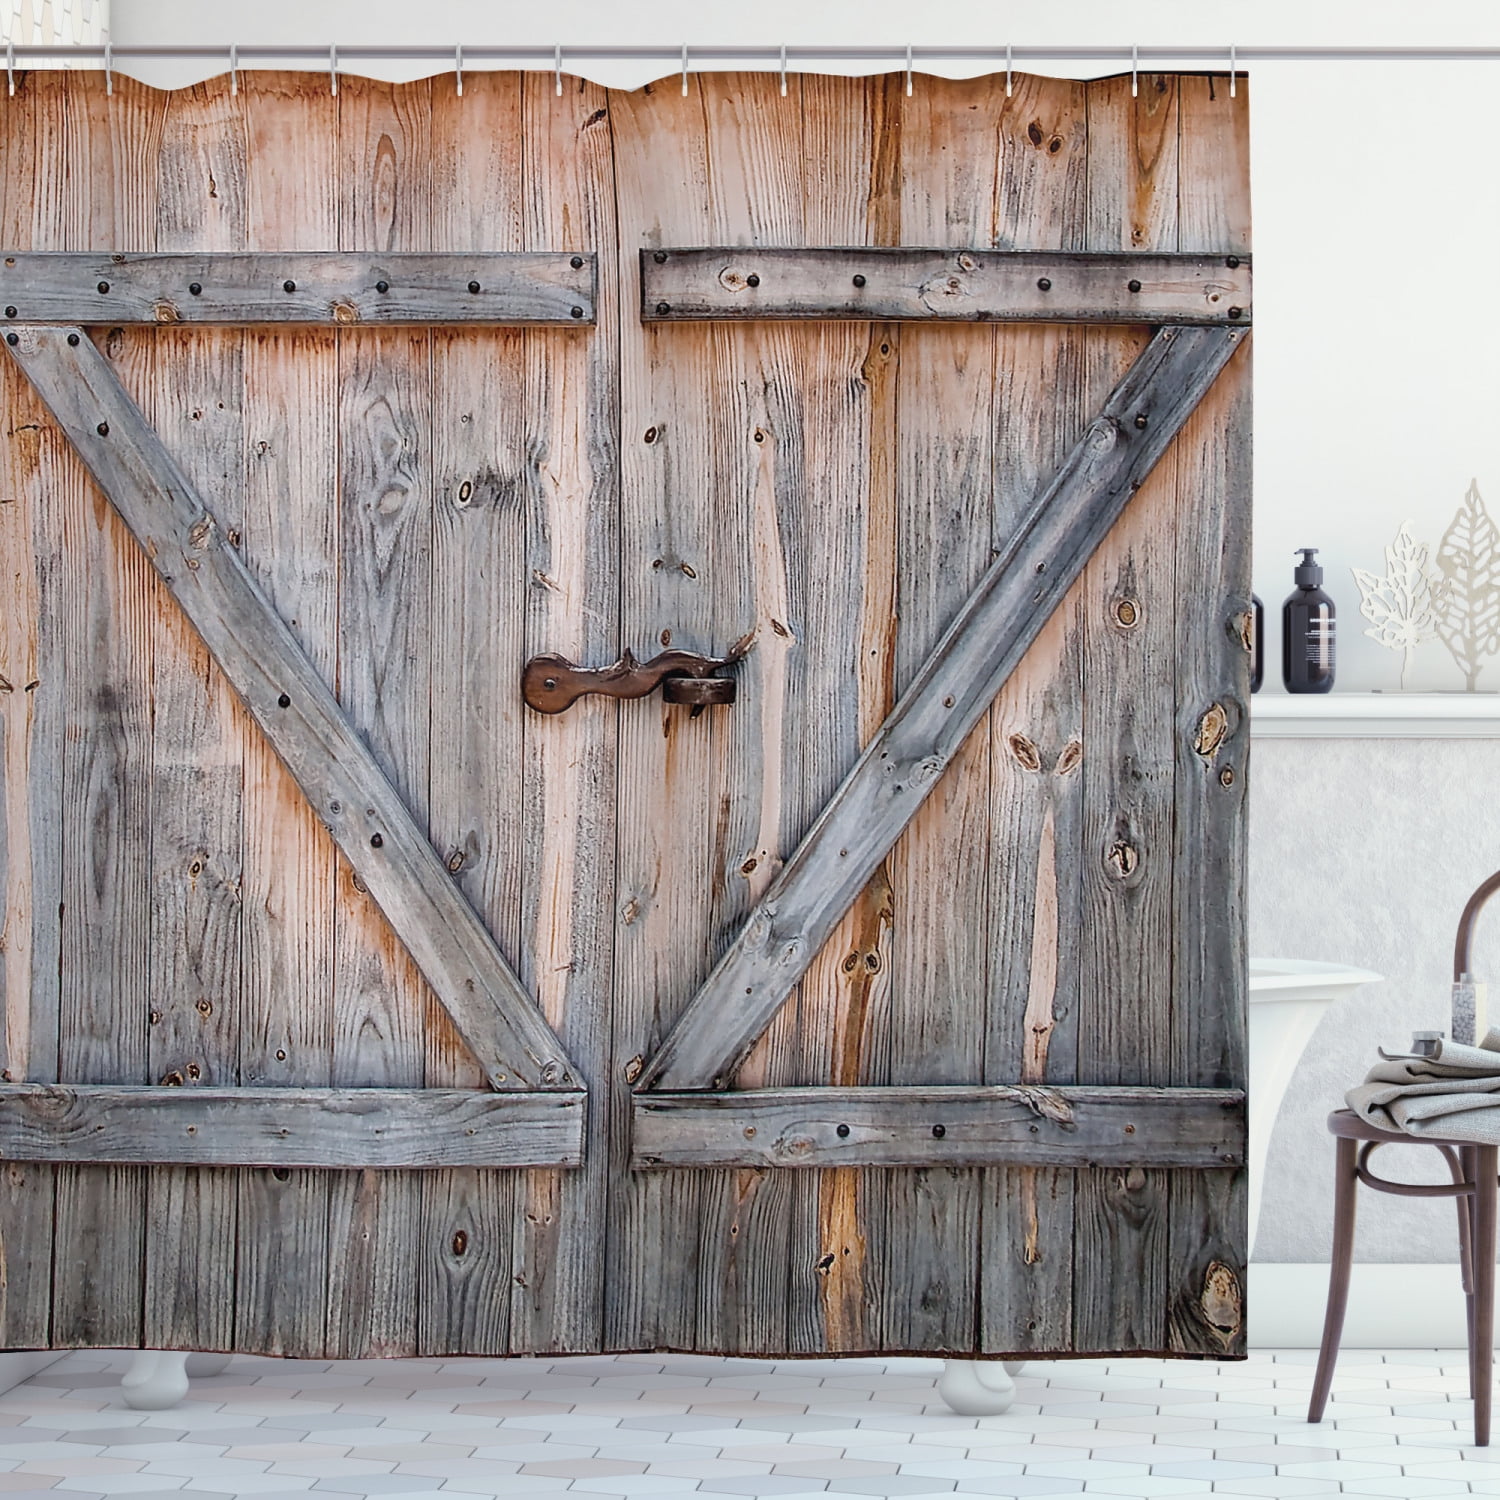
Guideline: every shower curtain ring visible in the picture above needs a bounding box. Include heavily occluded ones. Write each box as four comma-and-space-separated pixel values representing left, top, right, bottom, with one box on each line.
905, 43, 913, 97
229, 43, 238, 96
455, 44, 463, 97
329, 44, 338, 97
1130, 42, 1138, 97
1230, 41, 1237, 97
555, 43, 563, 96
779, 43, 787, 97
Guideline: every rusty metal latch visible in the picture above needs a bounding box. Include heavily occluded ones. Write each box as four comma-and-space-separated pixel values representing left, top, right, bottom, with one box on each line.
522, 647, 738, 715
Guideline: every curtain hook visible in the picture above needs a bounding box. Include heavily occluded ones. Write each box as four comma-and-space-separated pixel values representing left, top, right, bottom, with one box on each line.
229, 43, 238, 97
555, 43, 563, 97
455, 44, 463, 97
1130, 42, 1138, 98
329, 44, 338, 97
905, 43, 913, 97
104, 40, 113, 96
681, 43, 689, 97
779, 43, 787, 98
1230, 41, 1237, 97
1005, 42, 1012, 98
6, 39, 14, 99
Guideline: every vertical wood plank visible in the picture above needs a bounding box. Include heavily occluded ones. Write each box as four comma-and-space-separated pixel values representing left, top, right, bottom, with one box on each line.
51, 73, 165, 1350
981, 70, 1090, 1356
326, 75, 433, 1359
0, 69, 63, 1346
1072, 71, 1180, 1353
882, 74, 1000, 1354
418, 69, 524, 1357
1167, 71, 1251, 1358
235, 69, 340, 1358
785, 72, 899, 1357
511, 69, 619, 1354
143, 76, 248, 1352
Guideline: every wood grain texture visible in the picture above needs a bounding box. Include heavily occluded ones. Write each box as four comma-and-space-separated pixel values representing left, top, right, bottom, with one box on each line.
1166, 71, 1251, 1359
0, 1084, 586, 1167
0, 251, 596, 324
234, 69, 340, 1358
632, 1087, 1244, 1169
641, 247, 1249, 324
638, 322, 1244, 1095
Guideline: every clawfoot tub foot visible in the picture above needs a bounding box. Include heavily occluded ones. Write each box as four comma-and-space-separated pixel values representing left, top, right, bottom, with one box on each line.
120, 1350, 190, 1410
936, 1358, 1017, 1415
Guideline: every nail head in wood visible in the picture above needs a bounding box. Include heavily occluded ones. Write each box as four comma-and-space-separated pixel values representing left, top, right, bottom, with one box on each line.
746, 273, 760, 287
571, 306, 584, 318
1134, 413, 1149, 429
282, 279, 295, 292
1226, 256, 1241, 268
95, 421, 108, 435
1127, 278, 1142, 292
3, 305, 14, 317
188, 282, 202, 296
4, 332, 14, 346
1228, 306, 1243, 319
66, 333, 79, 346
654, 251, 668, 263
370, 833, 384, 848
570, 255, 584, 269
97, 281, 109, 293
932, 1123, 946, 1138
375, 279, 389, 292
1037, 277, 1051, 291
276, 692, 291, 708
852, 274, 866, 287
656, 301, 671, 314
836, 1123, 850, 1137
468, 280, 481, 294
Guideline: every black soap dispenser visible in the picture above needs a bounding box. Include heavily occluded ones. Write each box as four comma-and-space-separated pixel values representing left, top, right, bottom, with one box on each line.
1282, 548, 1336, 694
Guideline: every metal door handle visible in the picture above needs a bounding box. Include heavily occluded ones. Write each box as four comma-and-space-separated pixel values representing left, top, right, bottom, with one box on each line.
522, 647, 737, 715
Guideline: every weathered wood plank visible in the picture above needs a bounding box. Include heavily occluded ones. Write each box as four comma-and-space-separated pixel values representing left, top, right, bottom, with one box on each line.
50, 73, 165, 1351
0, 251, 596, 324
417, 69, 526, 1360
1072, 70, 1182, 1355
234, 68, 340, 1360
143, 75, 249, 1354
981, 67, 1091, 1357
0, 1084, 586, 1167
0, 68, 64, 1347
642, 247, 1249, 324
511, 68, 620, 1355
1166, 70, 1251, 1359
880, 71, 999, 1356
2, 325, 578, 1094
638, 320, 1246, 1094
632, 1087, 1244, 1169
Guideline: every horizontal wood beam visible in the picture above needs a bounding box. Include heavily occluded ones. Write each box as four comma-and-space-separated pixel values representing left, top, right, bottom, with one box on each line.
0, 1085, 586, 1168
641, 248, 1250, 325
637, 325, 1246, 1092
631, 1087, 1245, 1170
0, 253, 596, 325
4, 326, 580, 1092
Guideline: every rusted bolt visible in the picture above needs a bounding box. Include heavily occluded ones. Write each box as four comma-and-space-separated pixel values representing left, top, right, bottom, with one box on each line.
1228, 306, 1243, 319
97, 280, 110, 293
370, 832, 384, 848
468, 280, 481, 294
852, 274, 867, 288
1037, 277, 1051, 291
836, 1123, 850, 1138
656, 301, 671, 315
188, 282, 202, 296
1124, 1122, 1136, 1134
1226, 256, 1241, 269
932, 1123, 946, 1139
744, 1125, 756, 1138
1219, 765, 1235, 787
571, 255, 585, 269
1134, 413, 1149, 429
943, 694, 955, 708
654, 251, 669, 263
1127, 278, 1142, 293
277, 692, 291, 708
96, 421, 109, 436
67, 333, 80, 346
283, 279, 296, 293
746, 273, 760, 287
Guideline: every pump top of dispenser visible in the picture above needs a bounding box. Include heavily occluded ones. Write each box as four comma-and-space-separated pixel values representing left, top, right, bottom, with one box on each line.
1293, 548, 1324, 588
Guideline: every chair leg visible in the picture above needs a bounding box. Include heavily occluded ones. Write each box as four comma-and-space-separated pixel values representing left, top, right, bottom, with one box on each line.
1474, 1145, 1497, 1448
1309, 1136, 1359, 1424
1456, 1146, 1478, 1398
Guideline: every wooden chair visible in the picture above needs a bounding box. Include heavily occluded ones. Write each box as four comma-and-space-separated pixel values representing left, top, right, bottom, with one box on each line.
1309, 1109, 1498, 1445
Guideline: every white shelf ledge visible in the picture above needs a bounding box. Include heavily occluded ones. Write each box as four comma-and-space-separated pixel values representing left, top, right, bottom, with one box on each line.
1252, 692, 1500, 738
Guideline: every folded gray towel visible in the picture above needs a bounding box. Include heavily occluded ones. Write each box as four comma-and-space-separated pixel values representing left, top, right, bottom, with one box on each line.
1347, 1029, 1500, 1142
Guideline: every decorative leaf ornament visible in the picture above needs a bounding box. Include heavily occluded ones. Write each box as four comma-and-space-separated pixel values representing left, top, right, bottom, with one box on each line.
1352, 523, 1445, 689
1434, 479, 1500, 692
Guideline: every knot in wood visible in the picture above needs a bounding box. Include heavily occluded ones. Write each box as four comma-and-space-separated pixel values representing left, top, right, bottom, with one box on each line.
1055, 738, 1084, 777
1105, 839, 1139, 880
1193, 701, 1229, 761
718, 267, 753, 293
1007, 732, 1042, 772
331, 300, 359, 324
1200, 1259, 1243, 1343
152, 300, 182, 323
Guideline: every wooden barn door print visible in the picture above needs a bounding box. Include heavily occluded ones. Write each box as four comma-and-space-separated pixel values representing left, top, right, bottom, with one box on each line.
0, 69, 1250, 1359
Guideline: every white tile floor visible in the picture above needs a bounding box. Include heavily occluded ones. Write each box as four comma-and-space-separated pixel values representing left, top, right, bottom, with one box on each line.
1, 1349, 1496, 1499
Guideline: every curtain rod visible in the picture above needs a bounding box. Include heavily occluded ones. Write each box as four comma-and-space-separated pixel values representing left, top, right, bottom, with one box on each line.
5, 43, 1500, 66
